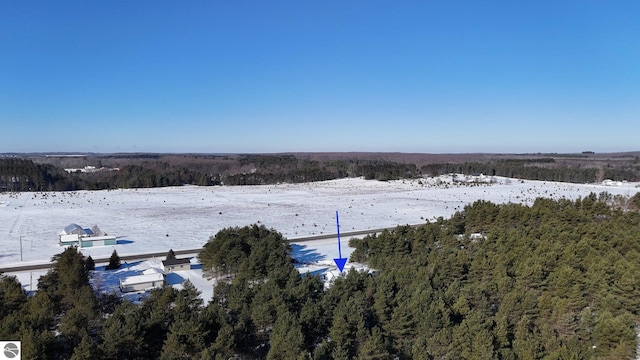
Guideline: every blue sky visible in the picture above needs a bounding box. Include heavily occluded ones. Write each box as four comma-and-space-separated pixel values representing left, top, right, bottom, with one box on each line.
1, 1, 638, 154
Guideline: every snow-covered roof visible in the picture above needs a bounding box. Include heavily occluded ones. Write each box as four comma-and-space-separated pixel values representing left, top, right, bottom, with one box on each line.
120, 272, 164, 286
63, 223, 86, 235
142, 267, 164, 275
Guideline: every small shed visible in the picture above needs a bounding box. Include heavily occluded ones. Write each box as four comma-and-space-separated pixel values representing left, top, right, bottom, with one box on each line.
119, 273, 164, 293
162, 258, 191, 273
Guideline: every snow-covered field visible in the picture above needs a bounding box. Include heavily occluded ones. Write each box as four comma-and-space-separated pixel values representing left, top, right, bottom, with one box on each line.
2, 175, 639, 298
1, 175, 638, 267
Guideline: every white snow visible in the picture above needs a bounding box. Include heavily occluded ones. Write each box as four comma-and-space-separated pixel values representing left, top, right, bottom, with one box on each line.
2, 176, 639, 299
1, 176, 637, 267
120, 272, 164, 287
2, 175, 640, 353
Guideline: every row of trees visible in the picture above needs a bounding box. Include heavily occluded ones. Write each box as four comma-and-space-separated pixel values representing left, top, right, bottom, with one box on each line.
0, 158, 69, 191
0, 157, 420, 191
222, 159, 418, 185
3, 154, 640, 191
0, 159, 220, 192
421, 160, 640, 183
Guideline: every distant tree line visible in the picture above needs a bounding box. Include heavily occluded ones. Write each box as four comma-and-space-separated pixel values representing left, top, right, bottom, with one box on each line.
0, 159, 218, 191
422, 159, 640, 183
0, 157, 421, 190
2, 154, 639, 192
0, 158, 70, 191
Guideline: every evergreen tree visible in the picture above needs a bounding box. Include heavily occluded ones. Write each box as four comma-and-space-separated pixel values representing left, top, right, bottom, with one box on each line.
100, 301, 144, 359
160, 316, 207, 359
166, 248, 176, 261
0, 275, 28, 319
138, 286, 179, 358
58, 286, 99, 351
198, 225, 292, 279
17, 325, 55, 360
105, 249, 121, 270
267, 311, 306, 360
85, 255, 95, 271
70, 332, 102, 360
357, 327, 392, 360
211, 324, 236, 357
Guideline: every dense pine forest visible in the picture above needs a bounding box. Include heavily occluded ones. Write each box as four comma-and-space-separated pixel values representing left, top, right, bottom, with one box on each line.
2, 195, 640, 359
1, 152, 639, 191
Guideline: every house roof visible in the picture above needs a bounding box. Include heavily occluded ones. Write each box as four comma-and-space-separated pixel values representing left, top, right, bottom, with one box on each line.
143, 267, 164, 275
120, 273, 164, 286
64, 223, 85, 235
162, 258, 191, 266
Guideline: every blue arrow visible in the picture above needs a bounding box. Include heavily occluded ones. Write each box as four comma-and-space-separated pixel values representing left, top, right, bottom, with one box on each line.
333, 211, 348, 272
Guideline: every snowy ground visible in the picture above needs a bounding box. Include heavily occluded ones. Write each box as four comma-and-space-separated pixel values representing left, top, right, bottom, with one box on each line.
3, 175, 640, 355
1, 175, 638, 266
80, 243, 368, 304
2, 175, 639, 297
88, 258, 217, 303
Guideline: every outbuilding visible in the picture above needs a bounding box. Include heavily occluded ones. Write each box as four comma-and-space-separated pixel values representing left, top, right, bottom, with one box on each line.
58, 223, 116, 247
162, 258, 191, 273
78, 235, 117, 247
119, 272, 164, 293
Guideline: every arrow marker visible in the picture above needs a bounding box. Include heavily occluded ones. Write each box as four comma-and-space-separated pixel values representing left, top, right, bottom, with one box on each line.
333, 211, 348, 272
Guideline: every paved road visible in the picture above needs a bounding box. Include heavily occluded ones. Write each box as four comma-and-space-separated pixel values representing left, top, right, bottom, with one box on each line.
0, 224, 422, 273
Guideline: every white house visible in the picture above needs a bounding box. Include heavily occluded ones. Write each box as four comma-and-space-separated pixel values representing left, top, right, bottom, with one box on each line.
119, 272, 164, 293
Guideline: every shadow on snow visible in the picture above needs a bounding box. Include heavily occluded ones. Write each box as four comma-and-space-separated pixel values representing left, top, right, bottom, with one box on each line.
291, 244, 325, 265
165, 273, 185, 285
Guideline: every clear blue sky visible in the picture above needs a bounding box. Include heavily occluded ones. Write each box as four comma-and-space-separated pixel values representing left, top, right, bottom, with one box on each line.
1, 1, 638, 154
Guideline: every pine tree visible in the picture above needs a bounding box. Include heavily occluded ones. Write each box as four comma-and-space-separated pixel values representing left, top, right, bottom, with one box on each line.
85, 256, 95, 271
59, 286, 98, 351
267, 311, 305, 360
357, 327, 392, 360
166, 249, 176, 261
17, 326, 55, 360
100, 301, 143, 359
70, 332, 101, 360
211, 324, 236, 357
160, 316, 206, 360
0, 275, 28, 318
105, 250, 121, 270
